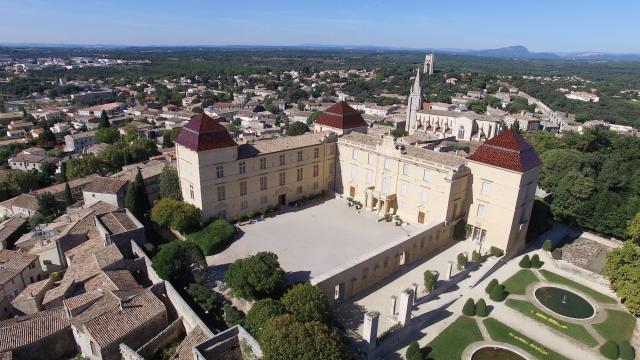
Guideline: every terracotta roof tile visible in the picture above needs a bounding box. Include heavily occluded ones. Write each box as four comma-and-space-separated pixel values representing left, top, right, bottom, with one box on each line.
176, 113, 237, 152
467, 130, 542, 172
0, 308, 70, 351
316, 101, 367, 130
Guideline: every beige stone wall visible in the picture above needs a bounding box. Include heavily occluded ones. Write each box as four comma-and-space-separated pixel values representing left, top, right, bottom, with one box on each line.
177, 142, 337, 221
312, 221, 452, 304
335, 136, 470, 225
465, 160, 540, 254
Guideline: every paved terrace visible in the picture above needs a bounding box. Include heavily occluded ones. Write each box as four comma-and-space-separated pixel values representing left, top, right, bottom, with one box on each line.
206, 198, 420, 283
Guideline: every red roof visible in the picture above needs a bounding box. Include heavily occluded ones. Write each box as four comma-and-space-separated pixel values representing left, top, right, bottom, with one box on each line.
467, 130, 541, 172
175, 113, 238, 152
316, 101, 368, 130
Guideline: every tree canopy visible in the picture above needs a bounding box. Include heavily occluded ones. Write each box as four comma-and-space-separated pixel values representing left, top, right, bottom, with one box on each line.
224, 252, 286, 300
604, 241, 640, 316
259, 315, 347, 360
285, 122, 309, 136
245, 299, 285, 339
152, 240, 207, 286
151, 199, 201, 233
125, 168, 150, 220
158, 166, 181, 200
281, 283, 331, 325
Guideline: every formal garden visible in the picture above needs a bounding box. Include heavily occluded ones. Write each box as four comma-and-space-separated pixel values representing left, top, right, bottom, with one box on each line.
406, 248, 637, 360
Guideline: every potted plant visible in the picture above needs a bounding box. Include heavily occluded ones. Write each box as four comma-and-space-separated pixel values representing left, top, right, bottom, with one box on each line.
346, 197, 354, 207
260, 208, 267, 220
384, 213, 392, 222
394, 215, 402, 226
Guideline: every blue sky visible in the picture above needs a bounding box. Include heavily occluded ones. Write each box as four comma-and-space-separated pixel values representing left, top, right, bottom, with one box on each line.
0, 0, 638, 53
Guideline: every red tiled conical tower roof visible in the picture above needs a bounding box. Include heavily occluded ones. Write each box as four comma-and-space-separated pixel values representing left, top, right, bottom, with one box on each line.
175, 113, 237, 152
316, 101, 367, 130
467, 130, 541, 172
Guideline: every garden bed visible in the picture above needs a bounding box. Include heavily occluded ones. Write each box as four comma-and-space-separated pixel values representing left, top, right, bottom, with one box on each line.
423, 316, 483, 360
483, 318, 569, 360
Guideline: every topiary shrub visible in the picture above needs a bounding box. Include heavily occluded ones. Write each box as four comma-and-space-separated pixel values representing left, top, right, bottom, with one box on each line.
462, 298, 476, 316
475, 298, 488, 317
457, 253, 468, 270
485, 279, 499, 294
519, 255, 531, 268
530, 254, 543, 268
619, 341, 635, 360
423, 270, 439, 293
406, 341, 423, 360
472, 250, 481, 262
490, 246, 504, 257
490, 284, 508, 302
599, 340, 619, 360
542, 239, 553, 251
187, 219, 235, 255
552, 248, 563, 260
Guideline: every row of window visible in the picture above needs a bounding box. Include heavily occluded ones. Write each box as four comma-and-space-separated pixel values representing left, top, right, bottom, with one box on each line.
216, 148, 322, 179
216, 165, 321, 201
349, 164, 434, 183
238, 182, 321, 210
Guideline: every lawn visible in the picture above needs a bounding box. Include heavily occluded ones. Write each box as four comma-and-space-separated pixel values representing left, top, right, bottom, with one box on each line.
538, 270, 617, 304
505, 299, 598, 347
423, 316, 483, 360
593, 309, 637, 343
503, 269, 539, 295
483, 318, 569, 360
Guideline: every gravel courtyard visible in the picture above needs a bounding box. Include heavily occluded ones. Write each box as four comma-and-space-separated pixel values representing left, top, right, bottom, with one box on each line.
206, 198, 420, 283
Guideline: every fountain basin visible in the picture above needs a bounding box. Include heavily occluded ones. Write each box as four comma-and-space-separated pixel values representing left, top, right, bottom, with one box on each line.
534, 286, 595, 319
471, 346, 527, 360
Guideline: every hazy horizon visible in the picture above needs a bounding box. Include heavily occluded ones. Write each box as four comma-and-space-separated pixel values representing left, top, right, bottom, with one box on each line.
1, 0, 638, 53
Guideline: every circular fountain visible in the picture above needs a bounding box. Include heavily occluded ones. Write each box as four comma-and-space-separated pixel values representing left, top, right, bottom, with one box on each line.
534, 286, 595, 319
471, 346, 527, 360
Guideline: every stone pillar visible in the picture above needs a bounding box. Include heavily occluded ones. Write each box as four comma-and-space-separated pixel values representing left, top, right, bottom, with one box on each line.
390, 295, 397, 316
445, 261, 454, 280
362, 311, 379, 349
412, 283, 419, 303
398, 288, 414, 326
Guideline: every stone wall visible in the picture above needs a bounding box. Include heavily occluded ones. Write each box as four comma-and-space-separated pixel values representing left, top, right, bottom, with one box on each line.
136, 318, 185, 359
312, 221, 452, 305
130, 240, 215, 336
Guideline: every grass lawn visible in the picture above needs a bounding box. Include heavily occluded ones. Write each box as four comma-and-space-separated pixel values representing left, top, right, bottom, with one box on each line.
538, 270, 617, 304
503, 269, 539, 295
505, 299, 598, 347
483, 318, 569, 360
423, 316, 483, 360
593, 309, 637, 343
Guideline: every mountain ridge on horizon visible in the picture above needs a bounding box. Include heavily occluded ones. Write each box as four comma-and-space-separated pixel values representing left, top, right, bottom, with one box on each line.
1, 43, 639, 61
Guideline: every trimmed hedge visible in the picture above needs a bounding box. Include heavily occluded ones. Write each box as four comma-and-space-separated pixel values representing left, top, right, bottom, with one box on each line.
542, 239, 553, 251
530, 254, 543, 268
490, 246, 504, 257
600, 340, 619, 360
475, 298, 488, 317
490, 284, 508, 302
187, 219, 235, 255
519, 255, 531, 268
619, 341, 635, 360
485, 279, 499, 294
462, 298, 476, 316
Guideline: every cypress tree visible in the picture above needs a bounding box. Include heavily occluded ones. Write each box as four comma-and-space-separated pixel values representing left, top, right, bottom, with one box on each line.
125, 168, 150, 220
64, 182, 73, 207
99, 110, 110, 128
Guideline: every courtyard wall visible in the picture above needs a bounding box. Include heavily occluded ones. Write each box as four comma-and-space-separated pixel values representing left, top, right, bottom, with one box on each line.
312, 221, 453, 305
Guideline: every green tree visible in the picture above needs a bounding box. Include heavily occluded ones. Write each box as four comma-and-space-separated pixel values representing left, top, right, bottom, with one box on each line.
485, 279, 499, 294
151, 199, 201, 233
260, 315, 347, 360
285, 122, 309, 136
406, 341, 423, 360
95, 127, 120, 144
36, 192, 60, 218
151, 240, 206, 286
64, 182, 73, 207
223, 304, 245, 327
490, 284, 508, 302
626, 212, 640, 245
122, 124, 138, 143
125, 168, 151, 220
158, 166, 181, 200
604, 241, 640, 316
281, 283, 331, 325
162, 131, 174, 148
423, 270, 439, 293
57, 161, 68, 183
619, 341, 635, 360
99, 110, 110, 128
305, 110, 321, 125
186, 283, 219, 316
390, 128, 408, 138
245, 299, 285, 338
224, 252, 286, 300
